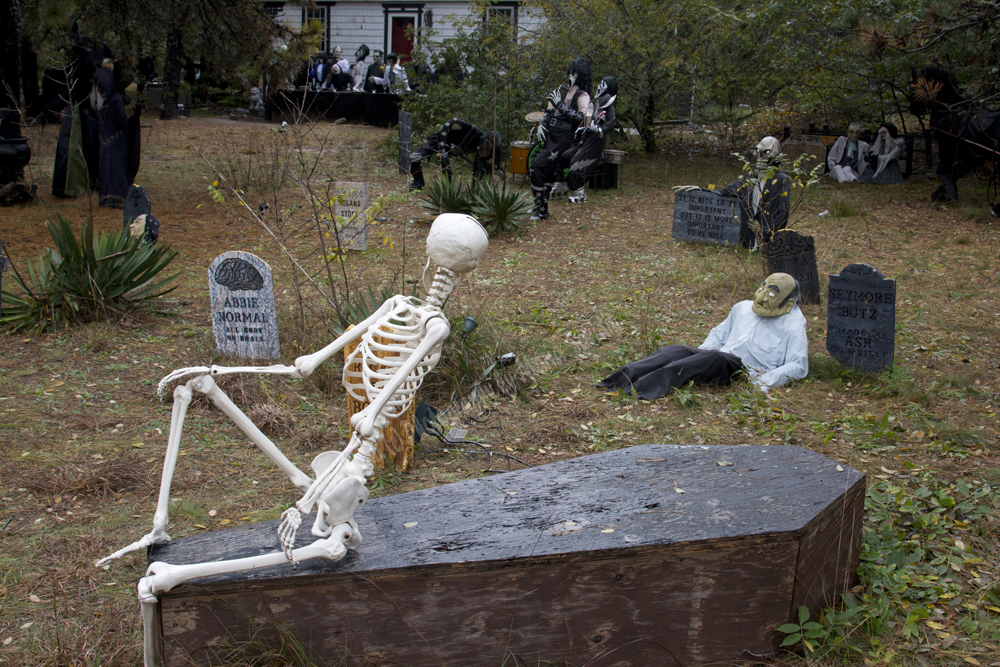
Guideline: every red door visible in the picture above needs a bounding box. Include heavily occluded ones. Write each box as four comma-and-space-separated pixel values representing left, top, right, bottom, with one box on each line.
391, 16, 415, 62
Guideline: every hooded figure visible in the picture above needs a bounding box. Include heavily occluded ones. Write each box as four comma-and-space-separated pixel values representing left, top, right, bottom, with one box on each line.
597, 273, 808, 399
861, 122, 905, 185
528, 58, 593, 220
92, 68, 135, 207
566, 75, 617, 203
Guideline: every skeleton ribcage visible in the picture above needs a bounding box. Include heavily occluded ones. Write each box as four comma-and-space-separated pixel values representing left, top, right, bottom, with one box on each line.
342, 301, 441, 419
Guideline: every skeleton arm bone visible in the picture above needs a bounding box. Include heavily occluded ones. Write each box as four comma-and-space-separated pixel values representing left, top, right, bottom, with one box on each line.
353, 317, 451, 439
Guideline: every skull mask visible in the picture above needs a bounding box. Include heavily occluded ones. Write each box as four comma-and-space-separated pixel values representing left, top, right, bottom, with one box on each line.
594, 76, 618, 101
752, 273, 799, 317
754, 136, 781, 172
333, 46, 343, 58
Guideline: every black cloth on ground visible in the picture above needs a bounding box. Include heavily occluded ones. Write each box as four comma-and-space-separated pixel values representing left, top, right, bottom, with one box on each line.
596, 345, 744, 400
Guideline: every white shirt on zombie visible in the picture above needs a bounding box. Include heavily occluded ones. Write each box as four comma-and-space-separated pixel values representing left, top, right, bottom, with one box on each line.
372, 63, 411, 92
699, 301, 808, 390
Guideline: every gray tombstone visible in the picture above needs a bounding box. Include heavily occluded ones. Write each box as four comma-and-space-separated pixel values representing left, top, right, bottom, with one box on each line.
398, 110, 413, 175
0, 240, 9, 316
208, 252, 280, 360
782, 134, 826, 173
761, 230, 820, 305
123, 184, 151, 234
334, 181, 370, 251
672, 190, 741, 246
826, 264, 895, 372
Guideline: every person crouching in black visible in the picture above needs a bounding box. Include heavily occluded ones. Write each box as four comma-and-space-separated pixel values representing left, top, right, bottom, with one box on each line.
408, 118, 502, 191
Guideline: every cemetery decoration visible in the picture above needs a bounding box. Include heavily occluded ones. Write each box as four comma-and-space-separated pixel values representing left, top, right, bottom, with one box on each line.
861, 122, 905, 185
0, 109, 34, 205
129, 214, 160, 245
0, 240, 9, 315
910, 66, 1000, 214
96, 215, 490, 667
760, 230, 820, 305
248, 87, 264, 116
826, 263, 896, 373
334, 182, 370, 250
567, 76, 618, 203
781, 134, 826, 173
671, 189, 741, 246
148, 444, 865, 667
718, 137, 791, 248
207, 252, 280, 360
826, 123, 869, 183
93, 69, 139, 208
407, 118, 502, 191
398, 110, 413, 175
598, 273, 808, 398
123, 183, 151, 232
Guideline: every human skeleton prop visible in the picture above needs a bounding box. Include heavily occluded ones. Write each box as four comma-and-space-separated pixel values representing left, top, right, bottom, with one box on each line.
97, 213, 488, 666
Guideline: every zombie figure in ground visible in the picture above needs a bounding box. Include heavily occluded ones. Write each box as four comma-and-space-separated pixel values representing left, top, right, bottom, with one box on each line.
369, 52, 411, 94
826, 123, 870, 183
566, 76, 618, 203
96, 213, 488, 667
529, 58, 593, 220
718, 136, 791, 248
408, 118, 502, 190
352, 44, 371, 91
364, 50, 387, 93
323, 46, 353, 91
861, 122, 905, 185
597, 273, 808, 400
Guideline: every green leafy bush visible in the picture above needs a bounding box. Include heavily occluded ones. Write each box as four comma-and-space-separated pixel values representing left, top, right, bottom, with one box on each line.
419, 177, 531, 236
418, 176, 473, 216
1, 215, 180, 332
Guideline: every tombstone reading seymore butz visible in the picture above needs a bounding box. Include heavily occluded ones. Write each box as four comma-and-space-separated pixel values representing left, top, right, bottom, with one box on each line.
122, 184, 151, 234
398, 110, 413, 175
335, 181, 370, 251
208, 252, 280, 360
761, 230, 821, 305
826, 263, 895, 372
672, 190, 741, 246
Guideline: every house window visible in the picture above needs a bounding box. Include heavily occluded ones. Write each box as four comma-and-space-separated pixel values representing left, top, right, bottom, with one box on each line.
306, 6, 328, 52
486, 2, 518, 29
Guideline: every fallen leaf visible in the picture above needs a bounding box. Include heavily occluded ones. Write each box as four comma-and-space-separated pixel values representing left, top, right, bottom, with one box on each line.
29, 594, 45, 603
674, 488, 685, 494
3, 637, 12, 646
836, 465, 844, 471
717, 460, 733, 466
193, 524, 206, 529
20, 623, 32, 630
403, 521, 418, 528
219, 519, 230, 525
926, 621, 946, 630
601, 529, 615, 533
505, 491, 518, 495
964, 658, 980, 666
985, 606, 1000, 613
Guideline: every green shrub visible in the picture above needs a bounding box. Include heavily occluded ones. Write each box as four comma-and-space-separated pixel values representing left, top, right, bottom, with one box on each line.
1, 215, 180, 332
418, 176, 473, 216
419, 177, 531, 236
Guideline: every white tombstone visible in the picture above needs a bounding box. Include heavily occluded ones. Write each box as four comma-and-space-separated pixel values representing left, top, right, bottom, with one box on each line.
335, 181, 370, 251
208, 251, 280, 359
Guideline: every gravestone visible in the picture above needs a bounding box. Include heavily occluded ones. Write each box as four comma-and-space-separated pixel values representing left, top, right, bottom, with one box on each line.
781, 134, 827, 173
123, 184, 151, 234
208, 251, 280, 360
761, 230, 820, 305
151, 444, 865, 667
334, 181, 370, 251
398, 110, 413, 175
672, 189, 741, 246
0, 240, 9, 316
826, 263, 895, 372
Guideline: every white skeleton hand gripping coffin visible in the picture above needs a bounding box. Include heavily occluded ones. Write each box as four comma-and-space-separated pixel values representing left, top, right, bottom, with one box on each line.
97, 214, 488, 664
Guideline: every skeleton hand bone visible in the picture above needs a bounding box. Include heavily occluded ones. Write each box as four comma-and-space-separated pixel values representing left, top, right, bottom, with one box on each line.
157, 367, 211, 397
96, 527, 171, 567
547, 88, 561, 108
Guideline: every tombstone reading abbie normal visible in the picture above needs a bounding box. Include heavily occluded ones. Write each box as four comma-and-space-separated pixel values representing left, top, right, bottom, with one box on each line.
761, 230, 821, 305
335, 181, 370, 251
672, 190, 741, 246
208, 251, 280, 360
827, 263, 896, 372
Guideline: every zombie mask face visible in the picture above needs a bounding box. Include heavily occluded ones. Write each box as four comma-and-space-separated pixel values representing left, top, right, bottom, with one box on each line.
752, 273, 799, 317
372, 50, 383, 65
847, 123, 862, 143
333, 46, 343, 58
754, 137, 781, 172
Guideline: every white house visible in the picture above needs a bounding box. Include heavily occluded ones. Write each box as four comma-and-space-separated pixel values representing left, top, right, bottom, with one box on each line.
262, 1, 538, 61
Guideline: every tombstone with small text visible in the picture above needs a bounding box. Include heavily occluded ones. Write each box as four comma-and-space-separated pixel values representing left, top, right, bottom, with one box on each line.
335, 181, 370, 251
208, 251, 280, 360
826, 264, 895, 372
398, 111, 413, 175
672, 190, 741, 246
761, 230, 821, 305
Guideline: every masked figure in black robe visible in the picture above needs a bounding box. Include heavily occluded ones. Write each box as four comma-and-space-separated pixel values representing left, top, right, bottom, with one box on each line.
407, 118, 501, 190
529, 58, 592, 220
566, 76, 617, 204
92, 69, 132, 207
364, 50, 387, 93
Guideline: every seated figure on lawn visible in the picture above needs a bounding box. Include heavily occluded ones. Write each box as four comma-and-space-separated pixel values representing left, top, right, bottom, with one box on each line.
860, 122, 905, 185
408, 118, 501, 191
597, 273, 808, 399
827, 123, 870, 183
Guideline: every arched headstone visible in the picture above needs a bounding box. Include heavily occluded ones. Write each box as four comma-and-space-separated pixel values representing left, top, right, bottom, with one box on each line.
208, 252, 280, 359
671, 190, 741, 246
826, 263, 895, 372
761, 230, 820, 305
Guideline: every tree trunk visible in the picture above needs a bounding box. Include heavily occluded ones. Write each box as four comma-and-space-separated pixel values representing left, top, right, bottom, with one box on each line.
160, 26, 183, 120
21, 36, 39, 116
0, 0, 22, 118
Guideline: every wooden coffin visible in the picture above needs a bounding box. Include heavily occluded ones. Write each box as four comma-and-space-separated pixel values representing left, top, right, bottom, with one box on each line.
150, 444, 865, 666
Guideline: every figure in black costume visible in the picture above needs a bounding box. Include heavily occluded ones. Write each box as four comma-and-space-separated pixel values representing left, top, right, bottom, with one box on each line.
323, 46, 353, 91
567, 76, 617, 204
408, 118, 502, 190
720, 137, 791, 248
860, 122, 905, 185
364, 50, 386, 93
92, 68, 133, 207
529, 58, 593, 220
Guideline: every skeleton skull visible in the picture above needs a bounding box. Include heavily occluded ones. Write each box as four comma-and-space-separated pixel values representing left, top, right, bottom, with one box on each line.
752, 273, 799, 317
422, 213, 489, 294
755, 136, 781, 172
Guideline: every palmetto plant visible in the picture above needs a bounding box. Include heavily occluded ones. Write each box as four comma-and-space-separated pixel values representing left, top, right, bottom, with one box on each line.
1, 215, 180, 332
417, 175, 474, 216
419, 177, 532, 236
